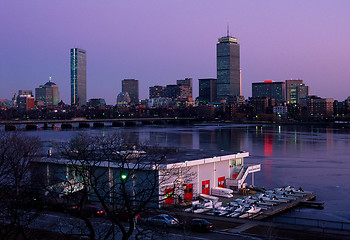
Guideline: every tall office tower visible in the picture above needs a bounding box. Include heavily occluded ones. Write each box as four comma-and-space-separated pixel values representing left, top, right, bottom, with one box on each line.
149, 85, 165, 98
252, 81, 286, 103
198, 78, 217, 103
35, 77, 60, 106
176, 78, 193, 98
285, 79, 309, 104
216, 33, 240, 101
71, 48, 87, 106
122, 79, 139, 105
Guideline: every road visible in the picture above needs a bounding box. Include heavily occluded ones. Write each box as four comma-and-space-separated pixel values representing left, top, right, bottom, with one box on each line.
29, 211, 262, 240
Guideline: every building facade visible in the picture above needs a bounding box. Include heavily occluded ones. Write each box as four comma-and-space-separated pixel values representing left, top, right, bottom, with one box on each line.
217, 35, 240, 101
35, 78, 59, 106
285, 80, 309, 104
176, 78, 193, 99
307, 96, 334, 116
116, 92, 131, 106
252, 81, 286, 104
70, 48, 87, 106
87, 98, 106, 108
198, 78, 217, 103
164, 85, 180, 99
149, 85, 165, 99
17, 90, 35, 111
122, 79, 139, 105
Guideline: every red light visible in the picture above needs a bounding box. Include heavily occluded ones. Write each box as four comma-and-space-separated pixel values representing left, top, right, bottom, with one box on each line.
264, 80, 273, 83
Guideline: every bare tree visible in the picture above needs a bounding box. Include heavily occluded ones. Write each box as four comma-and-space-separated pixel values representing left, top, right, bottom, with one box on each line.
0, 131, 42, 240
48, 133, 194, 240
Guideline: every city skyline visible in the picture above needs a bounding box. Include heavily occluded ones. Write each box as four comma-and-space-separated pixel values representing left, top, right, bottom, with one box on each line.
1, 1, 350, 105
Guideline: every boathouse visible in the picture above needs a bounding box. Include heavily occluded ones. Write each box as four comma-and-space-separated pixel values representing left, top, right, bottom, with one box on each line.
31, 149, 260, 206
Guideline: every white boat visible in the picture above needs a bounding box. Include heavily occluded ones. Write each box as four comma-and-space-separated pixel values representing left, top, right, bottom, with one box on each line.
239, 205, 261, 219
199, 193, 219, 202
243, 195, 258, 204
211, 187, 234, 198
228, 205, 245, 217
259, 194, 288, 203
193, 208, 211, 214
247, 205, 261, 214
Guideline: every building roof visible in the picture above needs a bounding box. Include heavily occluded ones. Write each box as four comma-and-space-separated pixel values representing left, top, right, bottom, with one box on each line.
43, 81, 57, 87
34, 148, 249, 170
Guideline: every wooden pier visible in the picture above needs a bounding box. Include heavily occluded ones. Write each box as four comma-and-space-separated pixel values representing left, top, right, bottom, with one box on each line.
254, 192, 317, 220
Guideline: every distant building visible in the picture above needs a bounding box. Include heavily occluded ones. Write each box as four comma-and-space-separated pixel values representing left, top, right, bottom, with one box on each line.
164, 84, 180, 99
273, 105, 288, 117
285, 79, 309, 104
199, 78, 217, 103
307, 96, 334, 116
18, 90, 33, 96
148, 98, 173, 107
71, 48, 87, 106
149, 85, 165, 99
88, 98, 106, 108
122, 79, 139, 105
17, 90, 35, 111
117, 92, 131, 106
177, 78, 193, 98
175, 97, 194, 108
249, 96, 269, 114
252, 81, 285, 104
217, 33, 240, 101
35, 77, 59, 106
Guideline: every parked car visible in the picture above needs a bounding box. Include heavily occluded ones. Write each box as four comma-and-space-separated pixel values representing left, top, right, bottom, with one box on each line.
116, 211, 141, 222
189, 219, 214, 232
68, 204, 105, 217
82, 205, 105, 217
146, 214, 179, 227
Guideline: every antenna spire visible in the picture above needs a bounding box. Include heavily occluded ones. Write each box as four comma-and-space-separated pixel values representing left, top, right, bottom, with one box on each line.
227, 23, 230, 37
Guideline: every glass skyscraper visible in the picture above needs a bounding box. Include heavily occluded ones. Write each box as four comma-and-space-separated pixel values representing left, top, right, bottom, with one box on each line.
70, 48, 87, 106
216, 35, 240, 101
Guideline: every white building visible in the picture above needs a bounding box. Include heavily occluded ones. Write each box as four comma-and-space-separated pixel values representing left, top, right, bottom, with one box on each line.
33, 149, 260, 206
159, 150, 260, 204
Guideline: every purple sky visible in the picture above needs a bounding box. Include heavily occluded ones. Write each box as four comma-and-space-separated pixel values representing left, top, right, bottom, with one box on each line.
1, 0, 350, 105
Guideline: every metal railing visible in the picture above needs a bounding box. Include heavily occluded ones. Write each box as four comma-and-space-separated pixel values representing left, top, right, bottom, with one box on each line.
267, 215, 350, 231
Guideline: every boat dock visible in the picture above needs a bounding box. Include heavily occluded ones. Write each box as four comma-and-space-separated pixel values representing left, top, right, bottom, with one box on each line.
254, 192, 317, 220
183, 188, 322, 221
299, 200, 324, 209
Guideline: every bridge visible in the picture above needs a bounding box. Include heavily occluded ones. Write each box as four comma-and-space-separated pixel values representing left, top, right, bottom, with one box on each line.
0, 118, 196, 130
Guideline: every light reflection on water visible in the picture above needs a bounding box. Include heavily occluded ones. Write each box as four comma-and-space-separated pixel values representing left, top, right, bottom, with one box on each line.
14, 123, 350, 222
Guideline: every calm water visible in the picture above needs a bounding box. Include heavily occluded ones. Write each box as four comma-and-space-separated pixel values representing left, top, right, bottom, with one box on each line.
10, 123, 350, 222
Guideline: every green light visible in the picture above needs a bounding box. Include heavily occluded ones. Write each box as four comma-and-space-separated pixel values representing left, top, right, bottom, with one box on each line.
121, 174, 127, 180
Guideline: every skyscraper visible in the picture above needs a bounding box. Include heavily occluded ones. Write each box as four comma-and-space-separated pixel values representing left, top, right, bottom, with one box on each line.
216, 32, 240, 101
71, 48, 87, 106
122, 79, 139, 105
